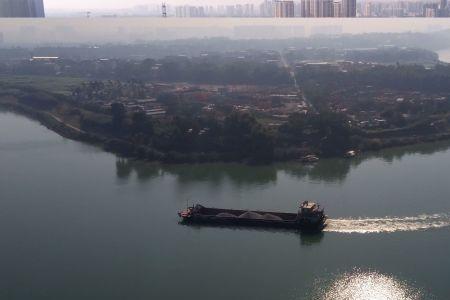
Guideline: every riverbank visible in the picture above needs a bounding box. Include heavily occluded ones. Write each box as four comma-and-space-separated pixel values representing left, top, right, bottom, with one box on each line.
0, 98, 89, 142
0, 98, 152, 161
3, 93, 450, 165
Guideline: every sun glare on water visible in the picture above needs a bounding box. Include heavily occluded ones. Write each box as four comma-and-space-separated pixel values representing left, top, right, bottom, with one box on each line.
314, 270, 427, 300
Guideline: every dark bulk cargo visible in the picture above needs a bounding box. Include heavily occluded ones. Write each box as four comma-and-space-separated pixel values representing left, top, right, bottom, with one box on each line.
178, 201, 327, 231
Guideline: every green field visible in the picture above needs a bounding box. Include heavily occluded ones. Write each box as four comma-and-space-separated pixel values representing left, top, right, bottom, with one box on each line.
0, 75, 84, 95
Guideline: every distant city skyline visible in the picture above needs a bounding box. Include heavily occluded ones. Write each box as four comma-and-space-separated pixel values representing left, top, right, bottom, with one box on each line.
43, 0, 436, 11
8, 0, 444, 18
44, 0, 268, 11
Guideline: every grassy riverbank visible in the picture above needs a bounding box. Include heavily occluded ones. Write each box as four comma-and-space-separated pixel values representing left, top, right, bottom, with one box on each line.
0, 76, 84, 95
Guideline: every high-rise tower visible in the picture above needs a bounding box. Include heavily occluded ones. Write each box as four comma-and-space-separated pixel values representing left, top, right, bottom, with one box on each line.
0, 0, 45, 17
30, 0, 45, 17
342, 0, 356, 17
275, 1, 295, 17
162, 3, 167, 17
333, 1, 342, 17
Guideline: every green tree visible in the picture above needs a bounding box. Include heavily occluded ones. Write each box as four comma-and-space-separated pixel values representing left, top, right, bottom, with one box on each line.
314, 112, 353, 156
111, 102, 126, 131
131, 112, 153, 135
223, 113, 274, 163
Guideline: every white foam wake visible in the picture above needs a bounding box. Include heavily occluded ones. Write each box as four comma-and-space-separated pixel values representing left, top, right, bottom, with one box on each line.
324, 213, 450, 234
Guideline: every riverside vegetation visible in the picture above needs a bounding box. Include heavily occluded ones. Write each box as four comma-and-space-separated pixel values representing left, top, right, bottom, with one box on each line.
1, 43, 450, 164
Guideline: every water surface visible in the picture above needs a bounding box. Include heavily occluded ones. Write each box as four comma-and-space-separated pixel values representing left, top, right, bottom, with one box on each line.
1, 110, 450, 299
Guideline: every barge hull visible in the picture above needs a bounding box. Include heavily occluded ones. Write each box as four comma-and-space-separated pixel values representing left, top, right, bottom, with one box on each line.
179, 205, 327, 231
182, 217, 326, 231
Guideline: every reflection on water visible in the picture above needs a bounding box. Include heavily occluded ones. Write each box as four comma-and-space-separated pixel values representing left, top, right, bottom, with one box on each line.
180, 222, 325, 245
299, 231, 324, 246
325, 213, 450, 234
116, 158, 278, 187
115, 140, 450, 186
374, 140, 450, 164
116, 158, 163, 181
283, 158, 356, 183
164, 163, 278, 187
312, 270, 427, 300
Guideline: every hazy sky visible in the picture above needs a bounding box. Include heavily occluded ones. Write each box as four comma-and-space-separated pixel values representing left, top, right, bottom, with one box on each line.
44, 0, 246, 10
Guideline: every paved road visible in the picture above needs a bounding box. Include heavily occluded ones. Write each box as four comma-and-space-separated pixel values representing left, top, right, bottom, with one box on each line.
49, 113, 85, 134
279, 51, 317, 113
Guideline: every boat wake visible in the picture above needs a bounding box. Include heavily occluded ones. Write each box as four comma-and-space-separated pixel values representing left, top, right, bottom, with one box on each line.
324, 213, 450, 234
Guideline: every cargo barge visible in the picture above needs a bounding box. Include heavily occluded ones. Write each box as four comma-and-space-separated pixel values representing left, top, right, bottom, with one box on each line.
178, 201, 327, 231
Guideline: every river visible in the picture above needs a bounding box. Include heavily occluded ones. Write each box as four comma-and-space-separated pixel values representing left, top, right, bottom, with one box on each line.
1, 109, 450, 300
